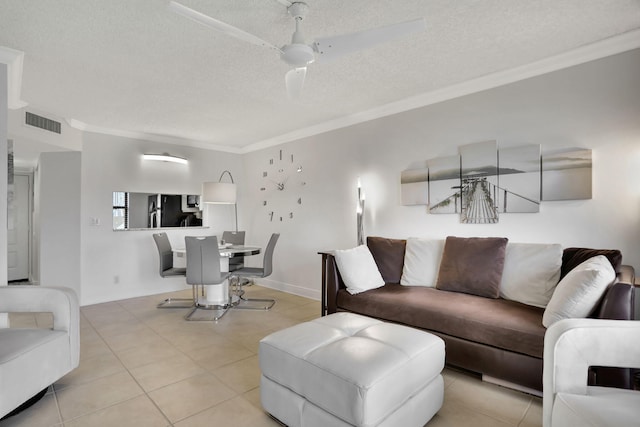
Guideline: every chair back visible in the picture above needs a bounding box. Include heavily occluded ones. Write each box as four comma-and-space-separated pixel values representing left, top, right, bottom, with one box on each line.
222, 231, 245, 245
261, 233, 280, 277
185, 236, 224, 285
153, 232, 174, 275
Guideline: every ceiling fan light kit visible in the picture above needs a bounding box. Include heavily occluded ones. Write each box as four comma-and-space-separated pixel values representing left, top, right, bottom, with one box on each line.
168, 1, 426, 98
280, 44, 315, 67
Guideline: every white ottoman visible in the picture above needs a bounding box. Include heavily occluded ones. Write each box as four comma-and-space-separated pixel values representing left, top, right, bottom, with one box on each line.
259, 313, 445, 427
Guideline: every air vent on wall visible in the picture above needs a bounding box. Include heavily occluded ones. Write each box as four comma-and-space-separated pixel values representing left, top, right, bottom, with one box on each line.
25, 111, 61, 134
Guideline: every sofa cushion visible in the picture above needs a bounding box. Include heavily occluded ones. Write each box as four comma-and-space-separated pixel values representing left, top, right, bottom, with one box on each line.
367, 236, 406, 283
561, 247, 622, 280
543, 255, 616, 328
336, 284, 546, 358
500, 243, 562, 308
400, 238, 445, 287
334, 245, 385, 295
436, 236, 508, 298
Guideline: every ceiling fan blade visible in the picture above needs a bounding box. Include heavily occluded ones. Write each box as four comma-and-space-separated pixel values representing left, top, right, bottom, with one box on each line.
285, 67, 307, 99
168, 1, 282, 52
312, 18, 426, 63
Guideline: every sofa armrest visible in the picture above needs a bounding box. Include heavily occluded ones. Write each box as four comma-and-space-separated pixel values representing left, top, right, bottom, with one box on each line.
591, 281, 635, 321
618, 264, 635, 284
543, 319, 640, 427
319, 252, 345, 315
0, 286, 80, 367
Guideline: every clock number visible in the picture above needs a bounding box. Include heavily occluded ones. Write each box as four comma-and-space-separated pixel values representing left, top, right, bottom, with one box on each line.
264, 149, 304, 222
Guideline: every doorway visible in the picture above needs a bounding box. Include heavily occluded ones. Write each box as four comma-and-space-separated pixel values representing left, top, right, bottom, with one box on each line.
8, 173, 32, 282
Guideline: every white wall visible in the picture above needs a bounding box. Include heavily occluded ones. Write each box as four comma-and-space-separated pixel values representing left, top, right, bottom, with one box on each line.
80, 132, 243, 305
0, 64, 7, 285
0, 64, 7, 325
243, 49, 640, 300
37, 152, 81, 298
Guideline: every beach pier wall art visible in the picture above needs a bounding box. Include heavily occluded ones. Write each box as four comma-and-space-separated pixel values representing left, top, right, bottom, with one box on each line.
400, 142, 590, 223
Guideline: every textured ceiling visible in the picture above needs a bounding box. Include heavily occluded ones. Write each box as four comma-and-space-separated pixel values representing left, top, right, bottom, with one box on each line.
1, 0, 640, 151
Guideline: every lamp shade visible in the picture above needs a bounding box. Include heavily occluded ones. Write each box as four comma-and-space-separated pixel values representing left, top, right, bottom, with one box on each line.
202, 182, 236, 204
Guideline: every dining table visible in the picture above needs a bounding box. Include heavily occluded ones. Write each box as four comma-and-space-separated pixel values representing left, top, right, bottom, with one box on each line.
173, 244, 261, 306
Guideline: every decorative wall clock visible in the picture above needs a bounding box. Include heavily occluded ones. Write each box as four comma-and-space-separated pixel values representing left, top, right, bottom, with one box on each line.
260, 149, 305, 221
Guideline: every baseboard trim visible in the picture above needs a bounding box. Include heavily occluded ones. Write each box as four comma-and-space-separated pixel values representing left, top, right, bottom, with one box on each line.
254, 278, 321, 301
482, 375, 542, 397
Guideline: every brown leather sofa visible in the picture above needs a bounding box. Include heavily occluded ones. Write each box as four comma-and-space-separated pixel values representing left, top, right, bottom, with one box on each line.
320, 237, 636, 393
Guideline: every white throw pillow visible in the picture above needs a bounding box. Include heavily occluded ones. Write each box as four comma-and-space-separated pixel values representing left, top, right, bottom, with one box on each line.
400, 238, 444, 287
334, 245, 385, 295
499, 243, 562, 307
542, 255, 615, 328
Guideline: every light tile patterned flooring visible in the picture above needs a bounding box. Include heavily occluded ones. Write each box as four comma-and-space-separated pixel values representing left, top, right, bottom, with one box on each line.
2, 285, 542, 427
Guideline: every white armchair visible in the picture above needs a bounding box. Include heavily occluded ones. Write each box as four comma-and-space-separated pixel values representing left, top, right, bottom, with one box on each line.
0, 286, 80, 419
543, 318, 640, 427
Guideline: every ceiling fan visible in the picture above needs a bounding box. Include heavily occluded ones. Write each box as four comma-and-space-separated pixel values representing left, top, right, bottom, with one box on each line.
168, 0, 426, 99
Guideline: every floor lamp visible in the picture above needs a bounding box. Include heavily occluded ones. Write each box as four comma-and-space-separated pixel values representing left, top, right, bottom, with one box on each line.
202, 170, 238, 232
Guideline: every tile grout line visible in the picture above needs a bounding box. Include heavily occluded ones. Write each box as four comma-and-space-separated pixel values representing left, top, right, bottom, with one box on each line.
94, 301, 176, 427
66, 302, 176, 426
100, 298, 259, 425
516, 398, 534, 427
51, 385, 64, 427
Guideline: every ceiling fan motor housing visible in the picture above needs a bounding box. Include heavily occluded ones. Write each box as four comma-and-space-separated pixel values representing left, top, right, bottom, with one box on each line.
280, 43, 315, 66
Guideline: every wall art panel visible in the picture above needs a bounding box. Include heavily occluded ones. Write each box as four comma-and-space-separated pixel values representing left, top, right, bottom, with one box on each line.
400, 168, 429, 205
428, 155, 461, 214
542, 148, 592, 201
498, 144, 541, 213
460, 140, 499, 224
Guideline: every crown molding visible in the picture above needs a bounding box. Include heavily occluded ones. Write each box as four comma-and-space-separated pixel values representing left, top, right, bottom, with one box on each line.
241, 29, 640, 153
0, 46, 29, 109
67, 119, 243, 154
